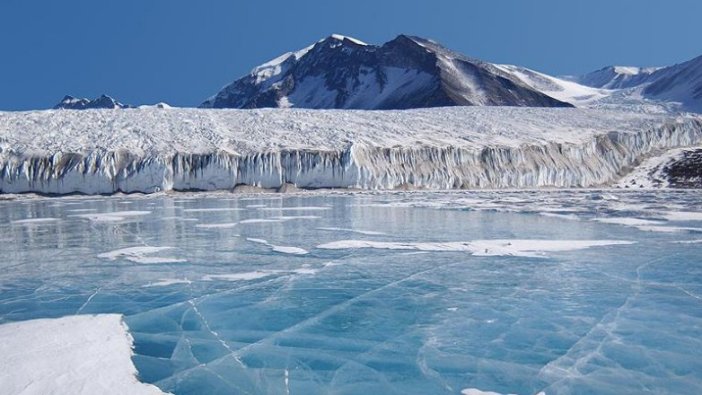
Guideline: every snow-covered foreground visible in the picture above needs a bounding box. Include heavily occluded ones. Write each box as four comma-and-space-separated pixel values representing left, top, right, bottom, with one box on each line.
0, 315, 166, 395
1, 190, 701, 394
1, 107, 701, 194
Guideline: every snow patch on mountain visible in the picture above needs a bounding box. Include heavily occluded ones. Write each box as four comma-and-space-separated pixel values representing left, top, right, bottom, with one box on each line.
495, 64, 608, 106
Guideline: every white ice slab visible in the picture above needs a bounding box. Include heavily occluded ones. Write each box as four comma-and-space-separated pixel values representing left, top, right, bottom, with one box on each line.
144, 279, 192, 287
593, 217, 665, 226
0, 314, 167, 395
317, 227, 387, 235
247, 238, 309, 255
194, 222, 238, 229
663, 211, 702, 221
11, 217, 59, 224
74, 211, 151, 222
317, 239, 634, 258
98, 246, 186, 264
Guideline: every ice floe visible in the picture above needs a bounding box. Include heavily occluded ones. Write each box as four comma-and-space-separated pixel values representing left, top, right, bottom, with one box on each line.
194, 222, 238, 229
662, 211, 702, 221
247, 237, 308, 255
11, 217, 59, 224
202, 272, 275, 281
74, 210, 151, 222
183, 208, 244, 213
145, 278, 193, 287
0, 315, 167, 395
203, 268, 317, 282
97, 246, 186, 264
317, 239, 634, 258
317, 227, 387, 235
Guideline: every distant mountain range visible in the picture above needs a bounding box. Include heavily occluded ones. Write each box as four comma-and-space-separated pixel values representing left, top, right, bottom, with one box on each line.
53, 95, 173, 110
53, 35, 702, 113
573, 55, 702, 112
54, 95, 133, 110
201, 34, 702, 113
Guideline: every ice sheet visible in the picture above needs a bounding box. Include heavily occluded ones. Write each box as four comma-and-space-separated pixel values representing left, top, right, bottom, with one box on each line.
2, 191, 702, 395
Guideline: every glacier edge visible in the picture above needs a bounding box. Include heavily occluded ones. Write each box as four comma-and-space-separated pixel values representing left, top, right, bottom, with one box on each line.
1, 119, 701, 194
1, 108, 701, 194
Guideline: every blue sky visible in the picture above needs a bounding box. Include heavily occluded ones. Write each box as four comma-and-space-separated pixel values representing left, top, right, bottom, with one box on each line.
1, 0, 700, 110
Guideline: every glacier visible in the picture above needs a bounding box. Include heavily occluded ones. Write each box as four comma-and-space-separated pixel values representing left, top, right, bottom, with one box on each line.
1, 107, 701, 195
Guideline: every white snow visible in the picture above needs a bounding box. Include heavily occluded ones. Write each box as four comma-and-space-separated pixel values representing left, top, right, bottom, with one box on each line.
183, 208, 244, 213
615, 147, 698, 188
203, 272, 274, 281
496, 64, 609, 107
316, 239, 634, 258
662, 211, 702, 221
461, 390, 545, 395
317, 227, 386, 235
97, 246, 186, 264
73, 211, 151, 222
11, 217, 59, 224
203, 268, 317, 281
593, 217, 665, 226
195, 222, 238, 229
239, 218, 284, 224
461, 389, 514, 395
247, 237, 308, 255
145, 278, 192, 287
538, 212, 580, 221
0, 107, 701, 194
636, 225, 702, 233
329, 34, 367, 46
271, 245, 309, 255
0, 314, 167, 395
251, 44, 314, 86
258, 206, 330, 211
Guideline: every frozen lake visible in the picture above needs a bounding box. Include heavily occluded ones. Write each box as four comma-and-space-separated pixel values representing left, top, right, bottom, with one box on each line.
1, 190, 701, 395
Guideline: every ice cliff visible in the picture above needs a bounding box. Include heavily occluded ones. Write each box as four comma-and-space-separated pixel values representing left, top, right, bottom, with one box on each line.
0, 107, 701, 194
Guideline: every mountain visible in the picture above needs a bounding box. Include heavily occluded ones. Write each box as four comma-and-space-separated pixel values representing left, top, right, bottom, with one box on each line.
576, 55, 702, 112
201, 34, 573, 110
493, 64, 607, 107
575, 66, 661, 89
54, 94, 133, 110
643, 55, 702, 113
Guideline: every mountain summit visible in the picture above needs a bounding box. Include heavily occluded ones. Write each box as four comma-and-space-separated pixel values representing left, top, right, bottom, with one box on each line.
54, 94, 132, 110
575, 55, 702, 113
201, 34, 573, 110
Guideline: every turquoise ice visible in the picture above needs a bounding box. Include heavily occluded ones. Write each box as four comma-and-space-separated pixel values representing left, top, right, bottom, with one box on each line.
1, 191, 701, 395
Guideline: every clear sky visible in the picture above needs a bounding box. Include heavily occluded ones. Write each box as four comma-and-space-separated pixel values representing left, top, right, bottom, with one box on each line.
1, 0, 700, 110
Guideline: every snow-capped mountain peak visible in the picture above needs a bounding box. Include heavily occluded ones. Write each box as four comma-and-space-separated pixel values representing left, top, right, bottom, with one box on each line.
575, 65, 662, 90
53, 94, 132, 110
201, 34, 572, 109
326, 34, 368, 46
575, 54, 702, 112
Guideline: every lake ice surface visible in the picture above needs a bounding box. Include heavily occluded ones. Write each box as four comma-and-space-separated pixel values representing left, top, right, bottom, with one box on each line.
1, 190, 701, 395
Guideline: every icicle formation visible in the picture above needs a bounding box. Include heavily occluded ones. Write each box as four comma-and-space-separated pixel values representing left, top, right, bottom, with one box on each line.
0, 108, 701, 194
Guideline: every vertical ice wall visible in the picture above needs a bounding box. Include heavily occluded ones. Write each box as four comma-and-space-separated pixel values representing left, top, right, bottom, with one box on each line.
1, 118, 701, 194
